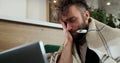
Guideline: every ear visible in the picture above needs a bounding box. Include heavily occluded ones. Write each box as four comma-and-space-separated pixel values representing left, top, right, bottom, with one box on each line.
84, 10, 90, 24
84, 10, 90, 21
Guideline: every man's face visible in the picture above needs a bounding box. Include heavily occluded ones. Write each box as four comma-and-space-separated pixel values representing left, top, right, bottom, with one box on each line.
61, 5, 89, 38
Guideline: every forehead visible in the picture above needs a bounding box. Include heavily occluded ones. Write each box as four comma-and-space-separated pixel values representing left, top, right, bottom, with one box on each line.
61, 5, 81, 21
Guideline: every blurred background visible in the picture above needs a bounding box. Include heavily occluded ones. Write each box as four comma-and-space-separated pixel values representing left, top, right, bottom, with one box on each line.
0, 0, 120, 28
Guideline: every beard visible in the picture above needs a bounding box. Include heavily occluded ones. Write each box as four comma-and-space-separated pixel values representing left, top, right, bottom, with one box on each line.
70, 23, 88, 45
70, 30, 86, 40
70, 23, 87, 39
70, 30, 87, 46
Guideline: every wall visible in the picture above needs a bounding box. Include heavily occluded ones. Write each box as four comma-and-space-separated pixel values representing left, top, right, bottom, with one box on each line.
0, 0, 47, 21
27, 0, 47, 21
87, 0, 120, 18
0, 0, 26, 18
87, 0, 98, 9
102, 0, 120, 18
0, 19, 64, 52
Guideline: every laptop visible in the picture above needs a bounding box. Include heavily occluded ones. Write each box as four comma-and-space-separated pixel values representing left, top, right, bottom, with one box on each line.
0, 41, 48, 63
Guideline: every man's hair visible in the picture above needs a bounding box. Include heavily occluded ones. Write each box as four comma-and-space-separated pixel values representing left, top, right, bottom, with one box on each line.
55, 0, 89, 20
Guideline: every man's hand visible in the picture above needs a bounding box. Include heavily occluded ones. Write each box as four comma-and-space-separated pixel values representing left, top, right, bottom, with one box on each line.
60, 21, 73, 46
58, 21, 73, 63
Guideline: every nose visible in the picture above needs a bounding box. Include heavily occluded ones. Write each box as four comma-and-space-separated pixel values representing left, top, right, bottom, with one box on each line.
66, 23, 72, 31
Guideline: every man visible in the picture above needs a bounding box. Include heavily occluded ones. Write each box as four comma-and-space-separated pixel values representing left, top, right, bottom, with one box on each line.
47, 0, 120, 63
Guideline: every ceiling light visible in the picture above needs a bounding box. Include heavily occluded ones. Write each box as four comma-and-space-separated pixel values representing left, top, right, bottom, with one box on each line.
106, 2, 111, 6
53, 0, 56, 3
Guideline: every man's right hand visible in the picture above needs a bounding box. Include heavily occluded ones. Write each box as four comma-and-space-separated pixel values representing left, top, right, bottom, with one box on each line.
60, 21, 73, 47
58, 21, 73, 63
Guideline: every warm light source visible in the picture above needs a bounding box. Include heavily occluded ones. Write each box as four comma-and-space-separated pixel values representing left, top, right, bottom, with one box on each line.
53, 0, 57, 3
106, 2, 111, 6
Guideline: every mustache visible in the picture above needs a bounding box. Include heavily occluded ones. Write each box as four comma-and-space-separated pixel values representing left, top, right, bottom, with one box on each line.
69, 30, 77, 33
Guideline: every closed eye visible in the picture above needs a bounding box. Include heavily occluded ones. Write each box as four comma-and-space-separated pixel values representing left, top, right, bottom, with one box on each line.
69, 17, 77, 23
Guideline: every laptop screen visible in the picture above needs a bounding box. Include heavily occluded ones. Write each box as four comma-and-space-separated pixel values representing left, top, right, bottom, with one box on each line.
0, 41, 48, 63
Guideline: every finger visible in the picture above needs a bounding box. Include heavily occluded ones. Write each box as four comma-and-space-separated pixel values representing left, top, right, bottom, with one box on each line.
60, 21, 66, 35
60, 21, 67, 31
